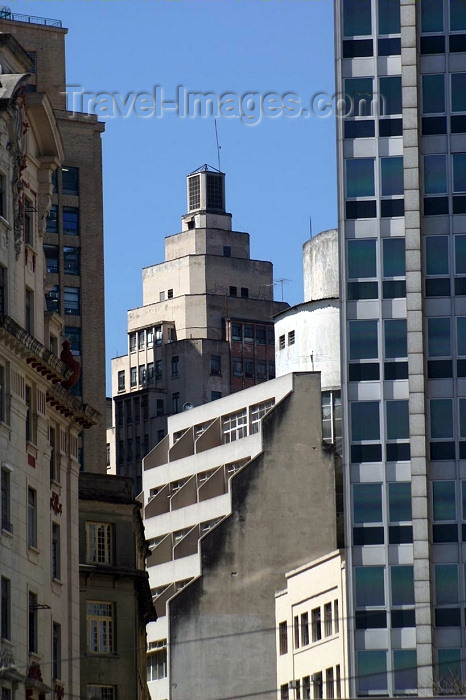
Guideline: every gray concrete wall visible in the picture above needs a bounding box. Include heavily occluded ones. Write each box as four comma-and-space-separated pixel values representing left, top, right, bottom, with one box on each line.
169, 372, 338, 700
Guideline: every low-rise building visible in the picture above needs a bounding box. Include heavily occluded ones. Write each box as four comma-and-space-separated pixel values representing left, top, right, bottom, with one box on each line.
79, 473, 156, 700
143, 371, 341, 700
275, 550, 348, 700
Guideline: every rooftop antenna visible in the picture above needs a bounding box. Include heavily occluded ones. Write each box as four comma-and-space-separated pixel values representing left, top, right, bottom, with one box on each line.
309, 215, 312, 238
214, 119, 222, 171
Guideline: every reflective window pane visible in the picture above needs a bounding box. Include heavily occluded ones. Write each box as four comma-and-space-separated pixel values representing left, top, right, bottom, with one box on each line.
452, 74, 466, 113
378, 0, 400, 35
381, 157, 403, 196
421, 0, 444, 32
353, 483, 382, 523
453, 153, 466, 193
436, 564, 459, 605
351, 401, 380, 441
347, 239, 376, 278
451, 0, 466, 31
393, 650, 417, 692
431, 399, 454, 439
460, 398, 466, 439
424, 155, 447, 194
386, 400, 409, 440
423, 75, 445, 114
349, 320, 378, 360
458, 318, 466, 356
346, 159, 375, 198
428, 318, 451, 357
355, 566, 385, 607
379, 76, 402, 116
426, 236, 449, 275
391, 566, 414, 605
345, 78, 373, 117
389, 482, 412, 522
433, 481, 456, 521
357, 651, 387, 694
455, 236, 466, 274
343, 0, 372, 36
384, 319, 407, 358
383, 237, 405, 277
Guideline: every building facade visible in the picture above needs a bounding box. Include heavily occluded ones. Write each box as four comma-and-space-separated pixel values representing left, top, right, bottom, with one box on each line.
142, 371, 341, 700
336, 0, 466, 695
0, 10, 107, 473
0, 28, 100, 700
79, 473, 156, 700
110, 165, 288, 492
275, 550, 348, 700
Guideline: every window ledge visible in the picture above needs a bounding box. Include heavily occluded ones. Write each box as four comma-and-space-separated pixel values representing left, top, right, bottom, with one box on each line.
0, 216, 11, 230
1, 526, 13, 539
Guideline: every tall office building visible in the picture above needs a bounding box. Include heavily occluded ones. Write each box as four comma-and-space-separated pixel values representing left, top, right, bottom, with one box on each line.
337, 0, 466, 695
0, 9, 107, 473
110, 165, 288, 491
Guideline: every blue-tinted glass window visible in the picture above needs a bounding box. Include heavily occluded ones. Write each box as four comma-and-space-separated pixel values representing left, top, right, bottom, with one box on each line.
455, 236, 466, 274
347, 239, 376, 278
383, 238, 405, 277
436, 564, 459, 605
451, 0, 466, 31
451, 74, 466, 113
349, 320, 378, 360
459, 398, 466, 439
458, 318, 466, 355
345, 78, 373, 118
433, 481, 456, 520
438, 649, 461, 687
61, 167, 79, 196
421, 0, 444, 33
389, 482, 412, 522
353, 483, 382, 523
426, 236, 449, 275
453, 154, 466, 192
63, 247, 80, 276
424, 155, 447, 194
355, 566, 385, 607
64, 286, 80, 316
423, 75, 445, 114
391, 566, 414, 606
393, 650, 417, 693
381, 157, 403, 196
428, 318, 451, 357
462, 483, 466, 519
346, 159, 375, 198
63, 207, 79, 235
351, 401, 380, 441
343, 0, 372, 36
386, 400, 409, 440
431, 399, 454, 439
384, 319, 407, 358
379, 76, 401, 116
357, 651, 387, 694
378, 0, 400, 35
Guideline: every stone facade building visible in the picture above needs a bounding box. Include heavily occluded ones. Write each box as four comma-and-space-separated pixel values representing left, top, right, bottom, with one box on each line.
110, 165, 288, 492
0, 26, 100, 700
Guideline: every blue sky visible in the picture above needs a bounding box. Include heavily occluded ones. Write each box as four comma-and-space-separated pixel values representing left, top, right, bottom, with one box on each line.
13, 0, 337, 393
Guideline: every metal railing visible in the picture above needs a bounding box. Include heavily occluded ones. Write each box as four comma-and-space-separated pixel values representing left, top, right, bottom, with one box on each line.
0, 9, 62, 28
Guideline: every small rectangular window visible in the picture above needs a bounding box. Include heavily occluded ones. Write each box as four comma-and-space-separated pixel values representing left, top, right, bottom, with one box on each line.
241, 287, 249, 298
1, 576, 11, 640
52, 523, 61, 580
288, 330, 295, 346
1, 466, 11, 532
311, 607, 321, 642
46, 204, 58, 233
27, 487, 37, 548
63, 246, 80, 275
279, 335, 285, 350
167, 288, 173, 299
223, 246, 231, 257
86, 601, 114, 654
231, 323, 242, 341
279, 620, 288, 655
52, 622, 61, 680
324, 602, 332, 636
343, 0, 371, 36
117, 371, 125, 391
29, 591, 38, 653
64, 286, 80, 316
62, 167, 79, 196
86, 522, 113, 564
62, 206, 79, 235
130, 367, 137, 387
171, 356, 179, 377
210, 355, 221, 376
230, 286, 237, 297
301, 612, 309, 646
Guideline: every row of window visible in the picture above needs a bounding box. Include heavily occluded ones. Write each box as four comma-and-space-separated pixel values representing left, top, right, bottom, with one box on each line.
232, 357, 275, 381
129, 325, 175, 352
222, 401, 274, 442
279, 600, 339, 655
117, 435, 153, 465
278, 331, 295, 349
280, 666, 341, 700
46, 205, 79, 235
147, 639, 167, 682
230, 322, 275, 345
